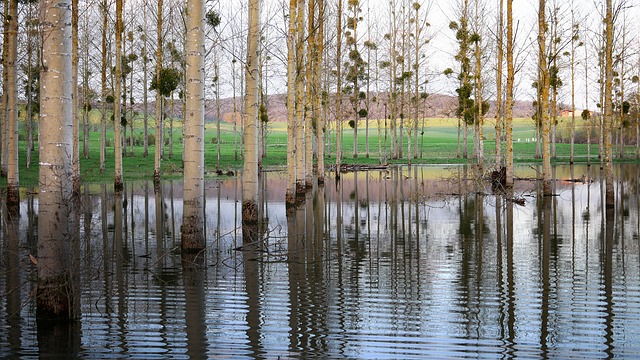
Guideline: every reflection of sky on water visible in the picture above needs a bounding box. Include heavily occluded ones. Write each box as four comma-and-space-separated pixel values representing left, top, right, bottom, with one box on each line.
3, 164, 640, 358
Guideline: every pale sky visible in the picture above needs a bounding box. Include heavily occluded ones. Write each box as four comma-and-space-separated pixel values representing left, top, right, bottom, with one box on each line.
208, 0, 637, 110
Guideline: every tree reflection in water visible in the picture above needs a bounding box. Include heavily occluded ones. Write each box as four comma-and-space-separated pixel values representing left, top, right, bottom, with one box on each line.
1, 165, 640, 358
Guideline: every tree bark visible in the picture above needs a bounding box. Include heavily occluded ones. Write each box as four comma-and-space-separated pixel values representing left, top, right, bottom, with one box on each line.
603, 0, 614, 207
495, 0, 503, 167
114, 0, 124, 191
154, 0, 164, 186
243, 0, 260, 226
72, 0, 80, 193
6, 0, 18, 208
294, 0, 306, 194
505, 0, 514, 187
335, 0, 343, 175
100, 0, 107, 174
143, 0, 149, 157
285, 0, 297, 206
315, 0, 325, 184
37, 0, 75, 319
538, 0, 551, 195
182, 0, 206, 252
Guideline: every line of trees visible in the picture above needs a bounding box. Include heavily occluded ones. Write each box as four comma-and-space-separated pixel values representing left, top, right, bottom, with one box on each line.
2, 0, 637, 319
1, 0, 638, 192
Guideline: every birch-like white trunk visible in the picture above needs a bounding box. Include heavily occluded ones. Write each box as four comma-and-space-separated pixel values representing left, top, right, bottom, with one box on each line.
37, 0, 75, 319
181, 0, 205, 251
243, 0, 260, 227
6, 0, 18, 207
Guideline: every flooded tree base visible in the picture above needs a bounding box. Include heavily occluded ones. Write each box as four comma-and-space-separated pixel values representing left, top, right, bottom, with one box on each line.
285, 190, 296, 208
242, 200, 258, 225
36, 276, 73, 320
181, 215, 205, 252
6, 185, 20, 218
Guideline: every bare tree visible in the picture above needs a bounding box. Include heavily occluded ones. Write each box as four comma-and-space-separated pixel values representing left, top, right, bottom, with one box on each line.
243, 0, 260, 231
114, 0, 124, 191
6, 0, 18, 207
154, 0, 164, 186
315, 0, 325, 183
72, 0, 79, 193
37, 0, 75, 320
505, 0, 514, 186
286, 0, 297, 206
538, 0, 551, 194
603, 0, 614, 206
182, 0, 206, 252
495, 0, 504, 168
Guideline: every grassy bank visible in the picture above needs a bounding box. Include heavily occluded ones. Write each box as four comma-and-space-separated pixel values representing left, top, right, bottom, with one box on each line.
5, 115, 637, 186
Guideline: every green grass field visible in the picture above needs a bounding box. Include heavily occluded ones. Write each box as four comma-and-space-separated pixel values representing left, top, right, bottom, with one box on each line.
4, 113, 637, 186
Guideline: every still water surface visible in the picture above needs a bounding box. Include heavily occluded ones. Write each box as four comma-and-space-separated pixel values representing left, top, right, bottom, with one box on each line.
2, 164, 640, 358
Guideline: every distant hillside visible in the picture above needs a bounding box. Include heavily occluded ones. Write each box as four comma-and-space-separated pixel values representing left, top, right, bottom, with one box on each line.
202, 93, 536, 123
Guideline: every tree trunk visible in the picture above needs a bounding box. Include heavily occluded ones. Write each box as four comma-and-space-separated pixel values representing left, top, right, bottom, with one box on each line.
182, 0, 205, 252
169, 94, 174, 159
294, 0, 306, 194
243, 0, 260, 227
215, 62, 221, 170
143, 0, 149, 157
570, 8, 576, 164
495, 0, 504, 167
100, 0, 107, 174
285, 0, 297, 206
413, 3, 420, 160
72, 0, 79, 193
154, 0, 164, 186
26, 3, 35, 169
82, 12, 90, 160
603, 0, 614, 207
335, 0, 343, 174
114, 0, 123, 191
315, 0, 325, 183
474, 0, 484, 171
305, 0, 315, 187
505, 0, 514, 186
0, 0, 7, 179
6, 0, 18, 208
37, 0, 75, 319
538, 0, 551, 195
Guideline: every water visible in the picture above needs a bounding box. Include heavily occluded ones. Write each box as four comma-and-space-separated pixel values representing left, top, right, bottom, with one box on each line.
2, 164, 640, 358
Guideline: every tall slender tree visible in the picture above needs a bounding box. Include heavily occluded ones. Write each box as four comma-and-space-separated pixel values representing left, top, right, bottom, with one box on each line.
154, 0, 164, 186
142, 0, 150, 157
569, 15, 579, 164
335, 0, 344, 173
495, 0, 504, 168
305, 0, 316, 185
472, 0, 486, 170
182, 0, 206, 252
315, 0, 325, 183
100, 0, 108, 174
294, 0, 306, 193
603, 0, 614, 206
538, 0, 551, 194
243, 0, 261, 233
37, 0, 75, 319
72, 0, 79, 193
114, 0, 124, 190
6, 0, 18, 208
285, 0, 297, 206
505, 0, 514, 186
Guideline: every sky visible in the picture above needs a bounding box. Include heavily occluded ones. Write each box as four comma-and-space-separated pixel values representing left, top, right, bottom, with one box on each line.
208, 0, 638, 111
